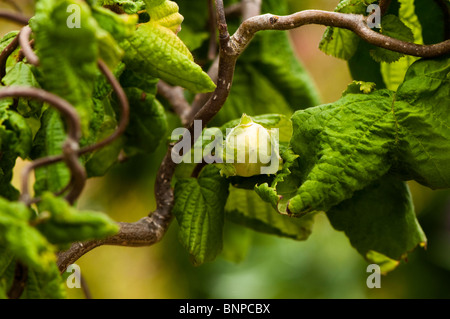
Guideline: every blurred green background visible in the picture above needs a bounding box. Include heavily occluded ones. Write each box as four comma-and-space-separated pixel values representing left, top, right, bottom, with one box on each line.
2, 0, 450, 299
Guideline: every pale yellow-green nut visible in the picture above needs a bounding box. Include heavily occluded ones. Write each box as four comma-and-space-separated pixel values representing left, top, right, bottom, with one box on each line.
221, 114, 282, 177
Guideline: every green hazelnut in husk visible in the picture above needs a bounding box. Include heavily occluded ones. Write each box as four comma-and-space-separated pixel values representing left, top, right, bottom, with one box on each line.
220, 114, 282, 177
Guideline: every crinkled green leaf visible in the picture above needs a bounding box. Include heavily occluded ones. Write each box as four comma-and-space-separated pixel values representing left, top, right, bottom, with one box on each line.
91, 4, 137, 40
144, 0, 184, 33
31, 108, 70, 195
0, 110, 33, 200
37, 192, 119, 246
121, 1, 216, 93
319, 0, 377, 60
254, 147, 301, 213
120, 87, 168, 155
395, 56, 450, 189
173, 165, 229, 265
91, 5, 138, 68
30, 0, 100, 132
0, 198, 55, 272
85, 114, 123, 177
327, 175, 427, 271
2, 62, 43, 117
370, 15, 415, 63
3, 62, 40, 89
284, 55, 450, 217
119, 67, 159, 93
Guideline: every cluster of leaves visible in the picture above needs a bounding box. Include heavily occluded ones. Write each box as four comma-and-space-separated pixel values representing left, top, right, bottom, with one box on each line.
0, 0, 218, 297
172, 0, 450, 272
0, 0, 448, 298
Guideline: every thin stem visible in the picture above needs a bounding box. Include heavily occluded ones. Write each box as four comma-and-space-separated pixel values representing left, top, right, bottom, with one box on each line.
0, 34, 18, 80
61, 138, 86, 205
18, 26, 39, 66
80, 274, 93, 299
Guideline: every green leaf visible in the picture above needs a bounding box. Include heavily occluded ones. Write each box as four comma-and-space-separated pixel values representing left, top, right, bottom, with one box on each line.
0, 110, 33, 200
319, 0, 377, 60
285, 55, 450, 216
121, 1, 216, 93
327, 175, 426, 271
144, 0, 184, 33
0, 247, 15, 298
91, 5, 138, 68
21, 263, 66, 299
380, 0, 423, 90
175, 0, 210, 51
226, 187, 314, 241
369, 15, 415, 63
288, 90, 396, 215
173, 165, 229, 265
37, 192, 119, 246
220, 221, 253, 263
240, 30, 321, 110
31, 108, 71, 195
120, 87, 168, 155
30, 0, 101, 132
2, 62, 43, 117
254, 146, 301, 213
85, 114, 123, 177
0, 198, 55, 272
97, 0, 146, 14
395, 56, 450, 189
348, 40, 386, 89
